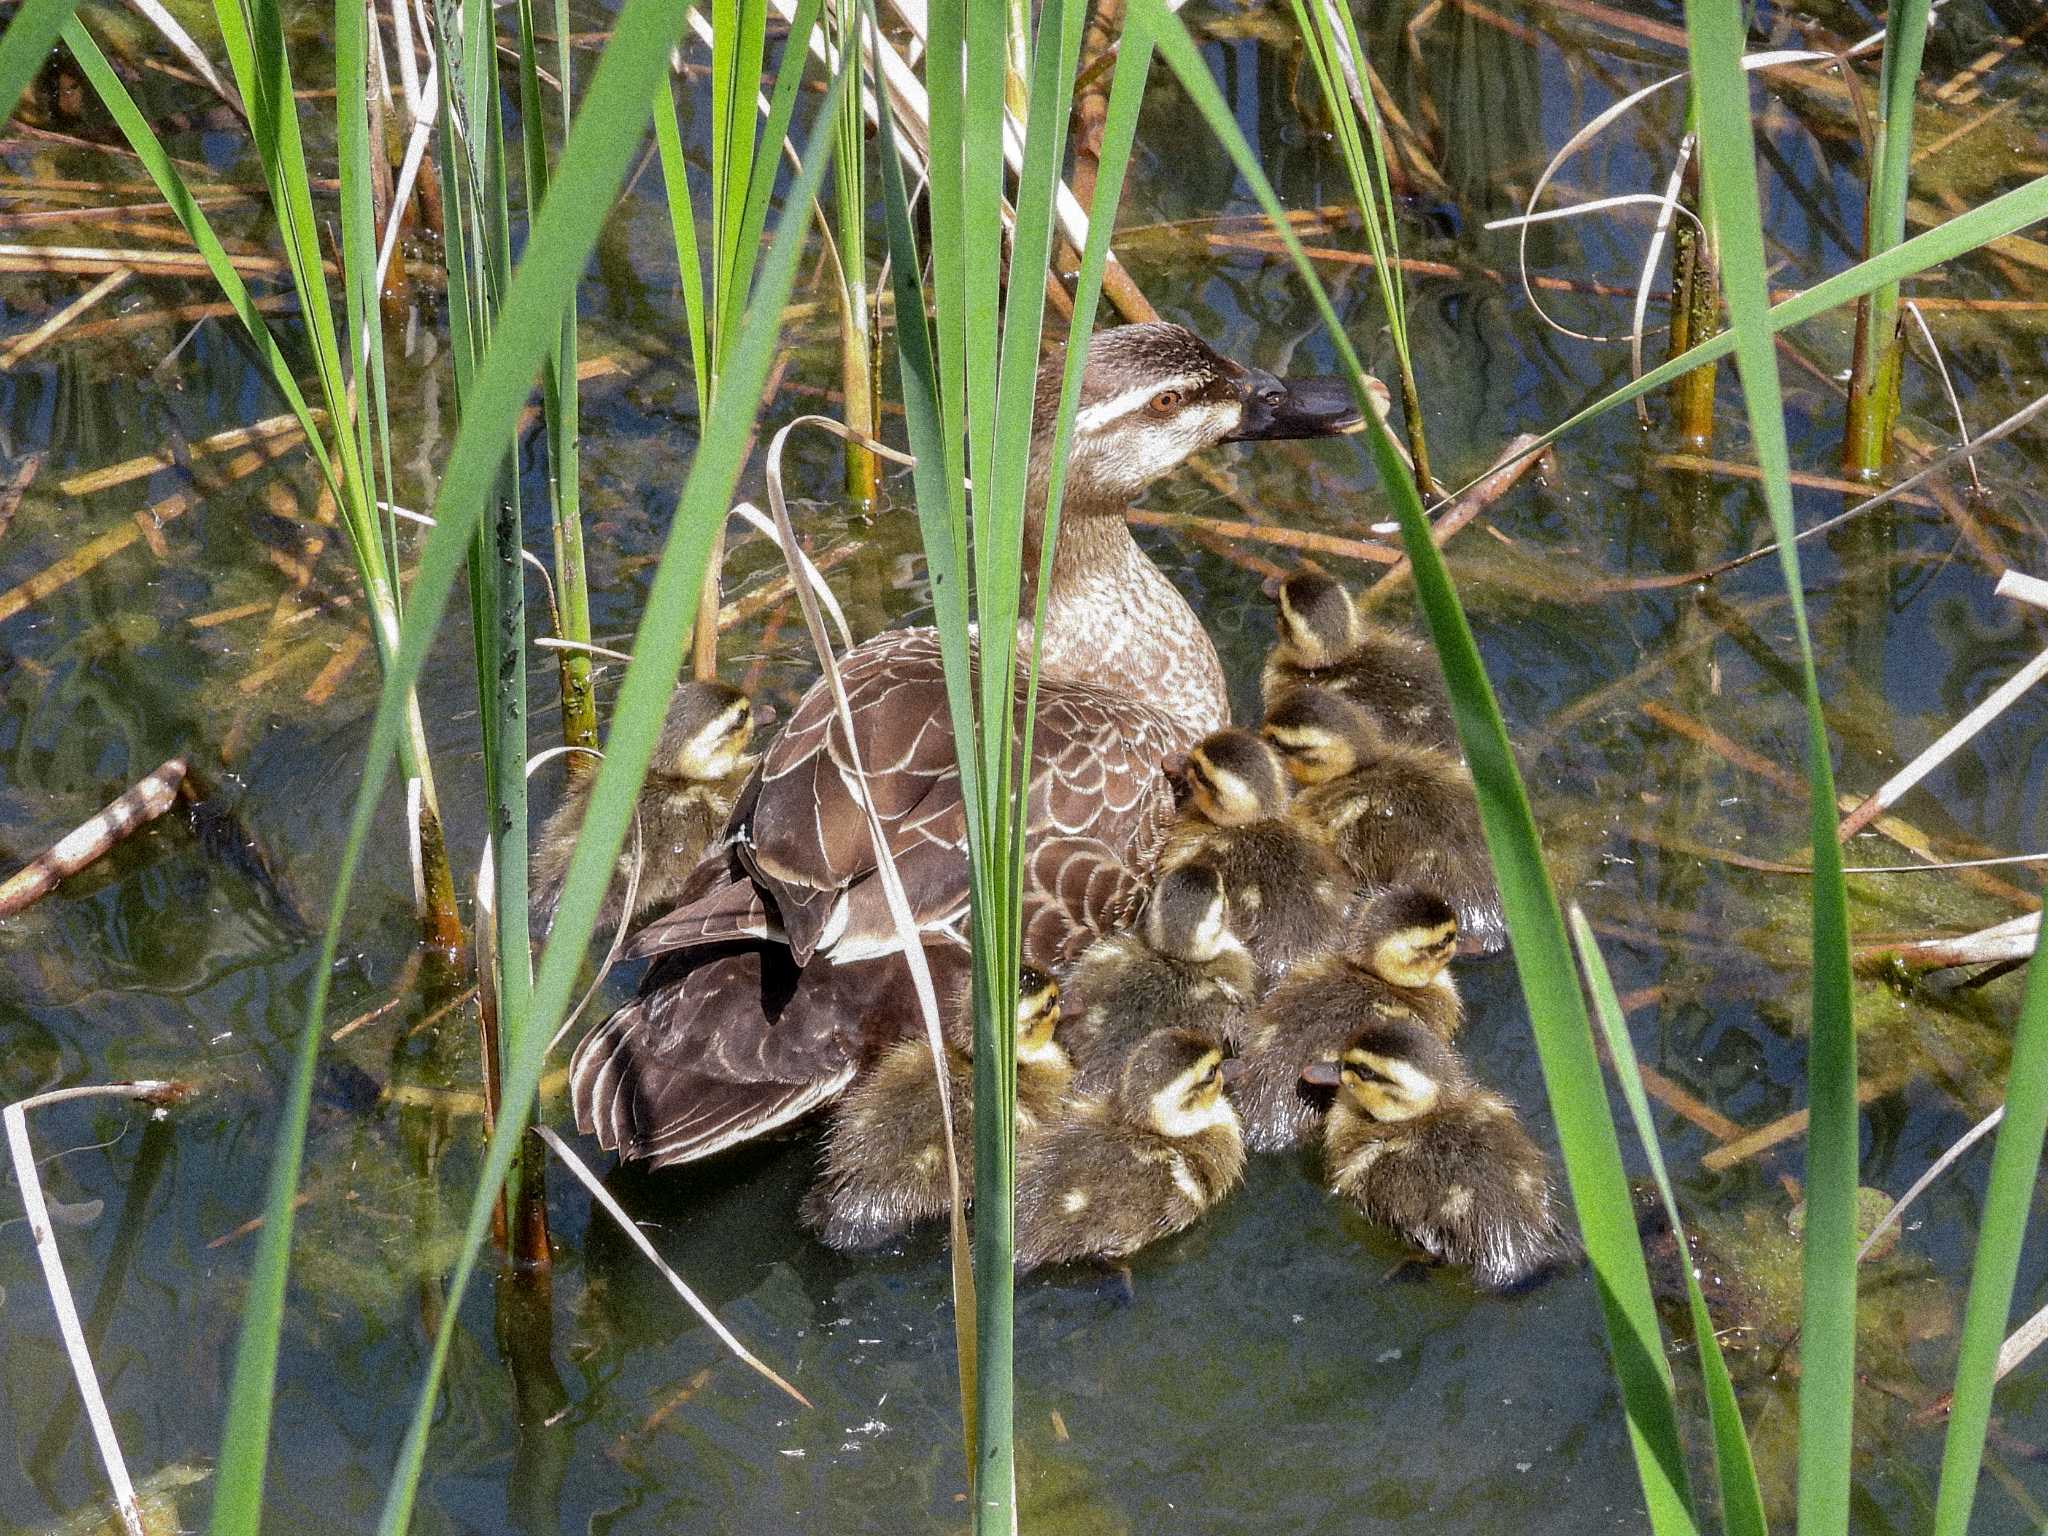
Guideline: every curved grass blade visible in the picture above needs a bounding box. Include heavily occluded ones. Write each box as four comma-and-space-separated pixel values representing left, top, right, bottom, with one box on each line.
200, 4, 702, 1529
1574, 907, 1768, 1536
1139, 4, 1698, 1527
373, 61, 849, 1536
1932, 937, 2048, 1535
1680, 11, 1858, 1532
0, 0, 84, 125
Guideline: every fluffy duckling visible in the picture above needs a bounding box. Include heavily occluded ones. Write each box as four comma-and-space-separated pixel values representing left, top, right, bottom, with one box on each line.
1161, 728, 1355, 988
1014, 1027, 1246, 1272
532, 680, 759, 935
1262, 685, 1505, 952
1233, 887, 1462, 1152
1061, 861, 1257, 1088
802, 967, 1071, 1251
1309, 1014, 1575, 1291
1263, 570, 1457, 754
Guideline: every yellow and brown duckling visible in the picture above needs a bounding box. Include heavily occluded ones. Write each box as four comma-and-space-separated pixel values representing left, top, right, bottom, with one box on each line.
532, 679, 759, 935
1161, 728, 1355, 988
1233, 886, 1462, 1152
1263, 570, 1457, 755
1262, 685, 1505, 952
1307, 1014, 1575, 1291
802, 967, 1071, 1252
1014, 1027, 1246, 1272
1061, 861, 1257, 1089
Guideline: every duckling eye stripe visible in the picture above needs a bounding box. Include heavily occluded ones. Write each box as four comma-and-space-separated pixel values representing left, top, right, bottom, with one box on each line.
1073, 375, 1207, 435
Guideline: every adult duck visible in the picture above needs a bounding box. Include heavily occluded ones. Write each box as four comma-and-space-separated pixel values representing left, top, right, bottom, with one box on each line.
571, 323, 1361, 1167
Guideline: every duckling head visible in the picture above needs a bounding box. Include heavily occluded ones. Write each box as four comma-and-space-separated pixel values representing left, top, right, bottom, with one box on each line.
1015, 964, 1067, 1069
1326, 1015, 1463, 1123
1032, 323, 1362, 509
1261, 686, 1384, 785
1350, 886, 1460, 989
1184, 729, 1291, 827
1118, 1027, 1240, 1139
1272, 570, 1362, 669
656, 681, 757, 782
1142, 861, 1244, 964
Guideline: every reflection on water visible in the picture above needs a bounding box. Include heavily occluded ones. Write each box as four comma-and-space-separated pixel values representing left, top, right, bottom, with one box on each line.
3, 0, 2047, 1530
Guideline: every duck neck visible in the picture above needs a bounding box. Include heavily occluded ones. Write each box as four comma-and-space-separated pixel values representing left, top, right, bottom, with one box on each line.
1022, 483, 1229, 743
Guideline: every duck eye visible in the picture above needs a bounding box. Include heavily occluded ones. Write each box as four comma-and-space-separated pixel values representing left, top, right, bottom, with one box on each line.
1260, 386, 1284, 406
1148, 389, 1183, 415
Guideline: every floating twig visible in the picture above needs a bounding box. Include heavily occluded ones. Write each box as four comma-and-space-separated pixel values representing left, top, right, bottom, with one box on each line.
0, 758, 188, 919
0, 269, 134, 370
1858, 1104, 2004, 1263
59, 412, 310, 498
1361, 431, 1549, 604
5, 1080, 193, 1536
1699, 1074, 1907, 1172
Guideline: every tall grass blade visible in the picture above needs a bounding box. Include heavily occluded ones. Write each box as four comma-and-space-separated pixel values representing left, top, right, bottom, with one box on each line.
188, 5, 702, 1528
0, 0, 84, 124
374, 60, 848, 1536
1932, 936, 2048, 1534
1140, 5, 1698, 1528
1574, 907, 1768, 1536
1682, 11, 1858, 1532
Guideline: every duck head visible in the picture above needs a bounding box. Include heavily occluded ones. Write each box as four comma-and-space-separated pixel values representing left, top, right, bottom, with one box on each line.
1183, 728, 1292, 827
1034, 323, 1363, 507
1349, 886, 1460, 989
1142, 860, 1246, 964
1307, 1014, 1464, 1123
1261, 685, 1385, 785
655, 681, 757, 782
1270, 570, 1364, 670
1118, 1026, 1241, 1139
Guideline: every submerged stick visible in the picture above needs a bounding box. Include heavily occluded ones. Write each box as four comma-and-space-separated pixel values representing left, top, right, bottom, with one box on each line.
0, 758, 188, 919
1361, 431, 1548, 604
0, 269, 133, 370
0, 451, 42, 544
5, 1080, 192, 1536
1699, 1073, 1906, 1172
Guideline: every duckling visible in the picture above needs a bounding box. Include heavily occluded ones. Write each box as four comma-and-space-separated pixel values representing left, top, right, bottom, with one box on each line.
802, 967, 1071, 1251
1161, 728, 1355, 988
1309, 1014, 1575, 1291
1014, 1027, 1246, 1272
1262, 685, 1505, 952
1060, 861, 1257, 1088
1233, 886, 1462, 1152
531, 680, 759, 935
1263, 570, 1457, 754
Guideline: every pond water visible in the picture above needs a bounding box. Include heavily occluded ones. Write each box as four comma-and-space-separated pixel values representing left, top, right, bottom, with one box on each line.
3, 0, 2047, 1531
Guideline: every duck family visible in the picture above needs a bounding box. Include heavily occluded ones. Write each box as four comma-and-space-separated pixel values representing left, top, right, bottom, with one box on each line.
558, 322, 1571, 1290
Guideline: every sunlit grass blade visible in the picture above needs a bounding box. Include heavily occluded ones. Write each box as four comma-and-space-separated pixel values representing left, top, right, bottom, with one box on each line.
1574, 907, 1768, 1536
1932, 935, 2048, 1535
1139, 4, 1697, 1528
187, 4, 700, 1528
1681, 10, 1858, 1533
375, 58, 849, 1536
653, 75, 712, 415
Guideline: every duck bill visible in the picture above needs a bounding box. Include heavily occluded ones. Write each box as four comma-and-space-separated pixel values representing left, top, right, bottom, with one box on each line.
1224, 371, 1366, 441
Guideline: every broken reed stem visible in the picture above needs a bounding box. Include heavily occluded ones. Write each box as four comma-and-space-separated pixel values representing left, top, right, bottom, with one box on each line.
0, 758, 188, 918
5, 1080, 193, 1536
1360, 431, 1549, 605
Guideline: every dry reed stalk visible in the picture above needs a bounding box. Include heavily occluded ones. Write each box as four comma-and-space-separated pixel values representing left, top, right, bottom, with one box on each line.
0, 269, 133, 369
1699, 1073, 1908, 1172
1650, 453, 1938, 505
303, 626, 372, 705
1934, 8, 2048, 104
59, 412, 310, 497
44, 294, 299, 347
1203, 229, 1651, 300
1126, 506, 1400, 566
0, 758, 187, 918
187, 599, 273, 629
1360, 431, 1549, 604
718, 540, 861, 632
0, 242, 294, 278
1867, 913, 2040, 973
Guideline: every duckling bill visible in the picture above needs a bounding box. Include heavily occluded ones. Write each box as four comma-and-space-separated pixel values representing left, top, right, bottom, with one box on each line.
1014, 1027, 1246, 1271
531, 680, 758, 936
803, 968, 1070, 1251
1313, 1015, 1575, 1291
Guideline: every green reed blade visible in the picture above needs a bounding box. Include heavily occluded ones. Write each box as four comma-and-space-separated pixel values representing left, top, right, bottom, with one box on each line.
375, 60, 848, 1536
1575, 908, 1769, 1536
710, 0, 767, 347
1682, 11, 1858, 1532
1932, 931, 2048, 1534
181, 4, 697, 1528
1441, 171, 2048, 503
726, 0, 822, 362
1141, 6, 1699, 1529
654, 76, 713, 415
0, 0, 82, 124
